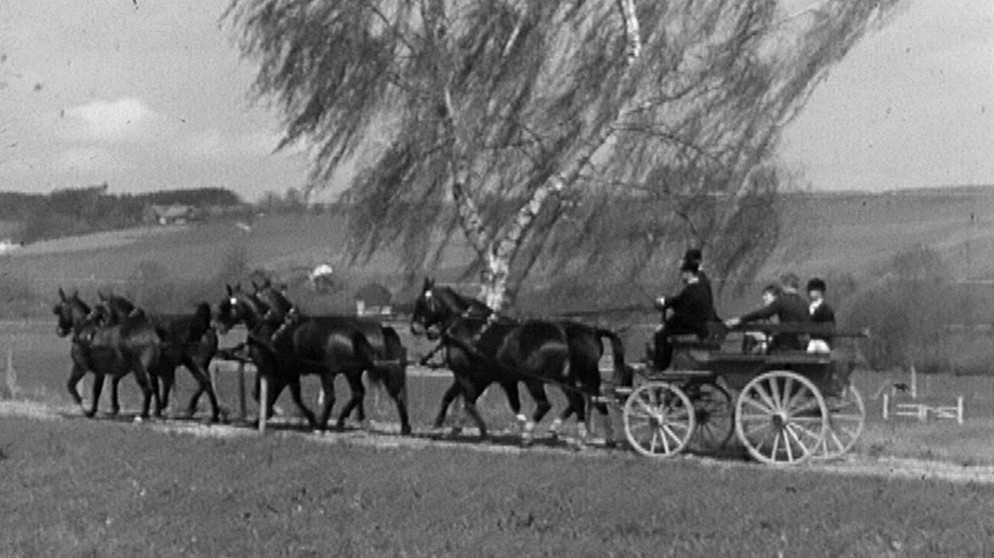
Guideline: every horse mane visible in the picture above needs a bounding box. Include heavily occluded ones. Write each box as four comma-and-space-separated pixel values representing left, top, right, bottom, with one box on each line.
436, 286, 492, 317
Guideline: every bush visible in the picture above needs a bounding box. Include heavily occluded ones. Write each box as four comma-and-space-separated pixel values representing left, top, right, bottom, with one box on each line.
841, 245, 992, 372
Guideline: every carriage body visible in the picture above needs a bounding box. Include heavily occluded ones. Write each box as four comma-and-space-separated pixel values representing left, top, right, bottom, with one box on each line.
617, 324, 866, 466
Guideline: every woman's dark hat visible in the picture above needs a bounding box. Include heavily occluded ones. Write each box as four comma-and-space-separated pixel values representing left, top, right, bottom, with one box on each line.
806, 278, 827, 292
683, 248, 703, 264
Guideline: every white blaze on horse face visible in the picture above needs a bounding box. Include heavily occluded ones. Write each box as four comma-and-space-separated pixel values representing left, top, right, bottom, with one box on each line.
229, 297, 238, 307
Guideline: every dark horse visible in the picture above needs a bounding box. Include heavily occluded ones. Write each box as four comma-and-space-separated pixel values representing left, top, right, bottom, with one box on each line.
410, 278, 586, 443
250, 283, 411, 434
53, 288, 159, 419
96, 293, 222, 422
215, 285, 411, 434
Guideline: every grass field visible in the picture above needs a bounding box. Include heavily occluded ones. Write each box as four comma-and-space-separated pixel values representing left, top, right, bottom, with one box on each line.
2, 415, 994, 558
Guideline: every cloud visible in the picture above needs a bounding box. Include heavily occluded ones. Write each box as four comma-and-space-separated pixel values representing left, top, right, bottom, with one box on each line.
60, 97, 165, 143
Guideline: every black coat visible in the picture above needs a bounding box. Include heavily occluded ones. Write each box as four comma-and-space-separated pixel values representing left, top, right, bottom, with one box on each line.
662, 280, 715, 337
740, 291, 810, 351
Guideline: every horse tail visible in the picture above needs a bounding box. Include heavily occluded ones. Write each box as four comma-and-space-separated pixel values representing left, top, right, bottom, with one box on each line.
596, 328, 632, 387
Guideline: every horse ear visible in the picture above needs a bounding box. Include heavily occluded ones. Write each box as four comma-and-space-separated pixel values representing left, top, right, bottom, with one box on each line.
58, 287, 67, 301
225, 284, 233, 296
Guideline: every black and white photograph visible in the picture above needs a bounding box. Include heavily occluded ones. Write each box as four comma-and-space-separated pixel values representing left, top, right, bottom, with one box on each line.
1, 1, 992, 556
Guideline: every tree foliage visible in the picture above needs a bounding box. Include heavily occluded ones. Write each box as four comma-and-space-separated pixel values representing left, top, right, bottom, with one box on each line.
229, 0, 903, 308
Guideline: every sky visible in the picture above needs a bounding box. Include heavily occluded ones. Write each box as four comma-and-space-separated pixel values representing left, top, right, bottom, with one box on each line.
0, 0, 991, 201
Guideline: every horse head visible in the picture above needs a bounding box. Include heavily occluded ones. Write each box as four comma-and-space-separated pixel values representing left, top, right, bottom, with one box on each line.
255, 283, 295, 322
215, 284, 268, 333
53, 288, 90, 337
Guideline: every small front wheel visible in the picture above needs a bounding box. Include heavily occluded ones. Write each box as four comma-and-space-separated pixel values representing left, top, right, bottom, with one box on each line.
623, 382, 696, 458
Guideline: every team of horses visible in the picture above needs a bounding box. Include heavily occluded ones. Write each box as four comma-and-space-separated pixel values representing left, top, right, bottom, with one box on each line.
51, 278, 631, 445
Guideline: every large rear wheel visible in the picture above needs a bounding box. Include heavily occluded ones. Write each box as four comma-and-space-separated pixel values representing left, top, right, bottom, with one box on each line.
623, 382, 695, 458
815, 383, 865, 460
735, 370, 828, 466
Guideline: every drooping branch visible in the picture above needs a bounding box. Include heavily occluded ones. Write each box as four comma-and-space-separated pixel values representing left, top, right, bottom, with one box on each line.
616, 0, 642, 65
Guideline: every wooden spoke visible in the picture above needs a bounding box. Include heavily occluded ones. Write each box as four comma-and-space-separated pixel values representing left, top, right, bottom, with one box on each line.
623, 383, 696, 458
736, 370, 827, 466
687, 383, 735, 453
814, 384, 865, 460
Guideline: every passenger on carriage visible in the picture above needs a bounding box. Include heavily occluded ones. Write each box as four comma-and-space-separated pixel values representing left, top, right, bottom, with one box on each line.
651, 259, 716, 370
724, 273, 810, 352
806, 277, 835, 353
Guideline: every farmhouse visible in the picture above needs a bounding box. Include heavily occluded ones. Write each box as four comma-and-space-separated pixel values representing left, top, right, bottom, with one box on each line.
355, 282, 392, 316
145, 204, 196, 225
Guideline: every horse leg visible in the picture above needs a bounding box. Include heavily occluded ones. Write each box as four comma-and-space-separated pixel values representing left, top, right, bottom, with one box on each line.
548, 395, 577, 440
133, 368, 154, 421
521, 381, 552, 446
66, 363, 87, 412
384, 365, 411, 435
317, 374, 336, 431
156, 370, 174, 418
109, 374, 123, 416
287, 378, 317, 429
86, 373, 105, 418
432, 379, 462, 429
460, 383, 489, 441
185, 359, 221, 423
337, 370, 366, 430
498, 380, 528, 434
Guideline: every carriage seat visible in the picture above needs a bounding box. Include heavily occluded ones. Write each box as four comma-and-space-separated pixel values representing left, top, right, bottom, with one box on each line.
668, 323, 727, 351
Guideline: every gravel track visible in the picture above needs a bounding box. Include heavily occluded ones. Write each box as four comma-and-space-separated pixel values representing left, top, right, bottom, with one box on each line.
3, 399, 993, 485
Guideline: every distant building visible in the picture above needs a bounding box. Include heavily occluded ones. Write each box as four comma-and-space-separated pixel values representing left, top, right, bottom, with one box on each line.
0, 239, 22, 254
146, 204, 195, 225
355, 282, 393, 316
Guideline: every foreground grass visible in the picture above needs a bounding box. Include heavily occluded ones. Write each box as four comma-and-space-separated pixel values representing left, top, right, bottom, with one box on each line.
2, 417, 994, 557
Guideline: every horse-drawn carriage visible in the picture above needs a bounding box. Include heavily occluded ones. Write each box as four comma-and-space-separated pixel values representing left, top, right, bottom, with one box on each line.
609, 323, 867, 466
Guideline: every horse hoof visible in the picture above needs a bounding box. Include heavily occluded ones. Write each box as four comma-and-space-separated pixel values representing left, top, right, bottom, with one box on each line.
133, 416, 144, 424
401, 425, 412, 436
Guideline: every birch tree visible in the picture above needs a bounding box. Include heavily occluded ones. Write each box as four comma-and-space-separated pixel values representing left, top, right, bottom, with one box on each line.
228, 0, 902, 310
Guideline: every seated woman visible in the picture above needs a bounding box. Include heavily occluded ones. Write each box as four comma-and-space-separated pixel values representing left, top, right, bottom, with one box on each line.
806, 277, 835, 353
652, 260, 716, 370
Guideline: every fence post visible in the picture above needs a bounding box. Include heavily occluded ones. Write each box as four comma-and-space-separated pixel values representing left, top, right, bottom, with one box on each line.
909, 364, 918, 400
237, 362, 246, 422
4, 346, 16, 400
882, 393, 889, 420
258, 375, 269, 433
956, 396, 964, 425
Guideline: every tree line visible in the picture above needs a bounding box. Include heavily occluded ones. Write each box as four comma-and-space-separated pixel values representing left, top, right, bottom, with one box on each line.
0, 184, 243, 243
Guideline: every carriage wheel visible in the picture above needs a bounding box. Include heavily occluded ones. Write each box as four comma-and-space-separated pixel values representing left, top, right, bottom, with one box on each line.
815, 384, 865, 460
685, 382, 735, 453
735, 370, 828, 466
623, 382, 696, 458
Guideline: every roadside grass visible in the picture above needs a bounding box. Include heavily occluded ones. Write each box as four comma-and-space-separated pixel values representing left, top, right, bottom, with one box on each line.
2, 416, 994, 558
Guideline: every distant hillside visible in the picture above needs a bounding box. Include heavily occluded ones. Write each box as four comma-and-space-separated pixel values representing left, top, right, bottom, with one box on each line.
4, 184, 994, 317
